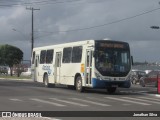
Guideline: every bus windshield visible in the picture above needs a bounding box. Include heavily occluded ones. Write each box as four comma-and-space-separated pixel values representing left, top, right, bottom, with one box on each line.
95, 41, 131, 77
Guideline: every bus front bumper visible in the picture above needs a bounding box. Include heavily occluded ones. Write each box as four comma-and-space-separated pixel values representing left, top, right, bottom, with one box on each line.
91, 78, 131, 88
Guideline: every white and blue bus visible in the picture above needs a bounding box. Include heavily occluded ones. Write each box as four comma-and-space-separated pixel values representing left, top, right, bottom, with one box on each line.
31, 39, 132, 93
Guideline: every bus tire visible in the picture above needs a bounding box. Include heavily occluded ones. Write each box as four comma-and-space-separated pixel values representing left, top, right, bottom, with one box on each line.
44, 74, 55, 88
76, 76, 84, 92
107, 87, 116, 94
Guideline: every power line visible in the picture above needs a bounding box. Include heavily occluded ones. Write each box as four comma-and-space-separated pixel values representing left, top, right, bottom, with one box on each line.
0, 0, 53, 6
0, 0, 83, 7
2, 1, 160, 40
35, 7, 160, 36
26, 0, 82, 6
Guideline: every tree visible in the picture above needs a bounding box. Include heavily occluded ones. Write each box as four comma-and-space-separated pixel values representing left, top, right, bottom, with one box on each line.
0, 44, 23, 76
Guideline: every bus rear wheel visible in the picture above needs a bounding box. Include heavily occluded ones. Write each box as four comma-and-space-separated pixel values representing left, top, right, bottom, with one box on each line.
44, 74, 55, 88
76, 76, 84, 92
107, 87, 116, 94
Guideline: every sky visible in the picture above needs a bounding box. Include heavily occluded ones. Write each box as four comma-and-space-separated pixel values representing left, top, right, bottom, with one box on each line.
0, 0, 160, 63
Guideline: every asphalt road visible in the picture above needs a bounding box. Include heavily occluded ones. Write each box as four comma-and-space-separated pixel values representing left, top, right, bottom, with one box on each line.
0, 79, 160, 120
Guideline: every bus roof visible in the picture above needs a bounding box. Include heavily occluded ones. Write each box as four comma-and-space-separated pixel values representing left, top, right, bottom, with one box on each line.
33, 39, 128, 51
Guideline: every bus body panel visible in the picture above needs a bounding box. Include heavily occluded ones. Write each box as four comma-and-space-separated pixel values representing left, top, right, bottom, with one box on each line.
61, 63, 81, 85
31, 39, 132, 90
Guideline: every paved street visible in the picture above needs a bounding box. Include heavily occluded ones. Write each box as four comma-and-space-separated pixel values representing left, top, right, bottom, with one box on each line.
0, 79, 160, 120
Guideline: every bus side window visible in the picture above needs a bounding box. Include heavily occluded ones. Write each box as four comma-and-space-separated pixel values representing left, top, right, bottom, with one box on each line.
87, 51, 92, 67
87, 51, 89, 67
46, 49, 54, 64
72, 46, 82, 63
40, 50, 46, 64
62, 47, 72, 63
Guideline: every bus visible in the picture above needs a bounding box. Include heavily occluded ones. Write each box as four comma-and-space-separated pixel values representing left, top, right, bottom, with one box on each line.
31, 39, 132, 93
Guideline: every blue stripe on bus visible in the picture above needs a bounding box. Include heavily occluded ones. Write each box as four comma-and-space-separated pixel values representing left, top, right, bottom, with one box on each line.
91, 78, 131, 88
91, 78, 107, 88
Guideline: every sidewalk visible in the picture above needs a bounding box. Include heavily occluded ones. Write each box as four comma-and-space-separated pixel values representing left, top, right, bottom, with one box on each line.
141, 88, 160, 97
0, 77, 32, 81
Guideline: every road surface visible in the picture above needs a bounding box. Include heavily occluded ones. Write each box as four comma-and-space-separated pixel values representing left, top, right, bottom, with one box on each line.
0, 79, 159, 120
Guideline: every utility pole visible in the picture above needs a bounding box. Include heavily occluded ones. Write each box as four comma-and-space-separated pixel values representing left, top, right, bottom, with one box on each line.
26, 7, 40, 55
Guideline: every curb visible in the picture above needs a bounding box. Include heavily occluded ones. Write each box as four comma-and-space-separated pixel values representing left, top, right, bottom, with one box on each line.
140, 92, 160, 97
155, 94, 160, 97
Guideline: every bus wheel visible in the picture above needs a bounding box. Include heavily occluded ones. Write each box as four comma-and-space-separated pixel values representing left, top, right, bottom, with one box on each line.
44, 74, 55, 88
107, 87, 116, 94
76, 76, 84, 92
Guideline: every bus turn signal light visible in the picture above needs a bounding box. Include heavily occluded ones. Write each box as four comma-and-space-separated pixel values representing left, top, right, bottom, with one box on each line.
81, 64, 85, 73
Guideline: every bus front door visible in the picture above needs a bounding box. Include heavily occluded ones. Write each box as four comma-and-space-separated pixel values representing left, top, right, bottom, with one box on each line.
54, 52, 62, 83
34, 55, 39, 82
85, 50, 92, 86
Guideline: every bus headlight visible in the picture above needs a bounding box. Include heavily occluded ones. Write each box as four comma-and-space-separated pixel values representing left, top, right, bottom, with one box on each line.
95, 73, 102, 80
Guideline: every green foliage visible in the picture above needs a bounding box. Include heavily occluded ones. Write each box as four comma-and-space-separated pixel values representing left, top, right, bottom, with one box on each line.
0, 44, 23, 67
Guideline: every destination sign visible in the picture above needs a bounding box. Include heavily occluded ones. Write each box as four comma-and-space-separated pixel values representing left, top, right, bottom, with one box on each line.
99, 43, 125, 48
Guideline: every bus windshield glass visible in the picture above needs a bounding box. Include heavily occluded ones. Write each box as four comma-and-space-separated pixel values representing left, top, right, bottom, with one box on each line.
95, 41, 131, 77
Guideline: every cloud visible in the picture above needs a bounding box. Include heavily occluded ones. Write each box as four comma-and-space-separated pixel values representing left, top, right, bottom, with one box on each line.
1, 0, 160, 62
